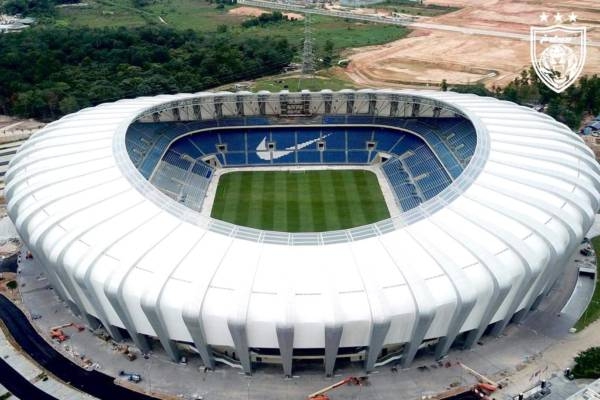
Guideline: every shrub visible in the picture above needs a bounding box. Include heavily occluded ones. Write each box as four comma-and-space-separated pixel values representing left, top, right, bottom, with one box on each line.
572, 347, 600, 379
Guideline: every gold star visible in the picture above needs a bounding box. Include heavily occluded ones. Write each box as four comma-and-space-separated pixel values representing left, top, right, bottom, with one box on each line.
569, 12, 577, 23
539, 12, 549, 23
554, 12, 563, 23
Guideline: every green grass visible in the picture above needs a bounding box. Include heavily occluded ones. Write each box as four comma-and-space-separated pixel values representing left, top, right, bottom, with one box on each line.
372, 2, 460, 17
56, 0, 244, 30
574, 236, 600, 331
56, 1, 154, 28
250, 73, 357, 92
242, 14, 409, 54
211, 170, 390, 232
56, 1, 409, 50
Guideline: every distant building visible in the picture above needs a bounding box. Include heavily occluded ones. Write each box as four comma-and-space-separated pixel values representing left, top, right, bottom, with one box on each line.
341, 0, 420, 5
582, 134, 600, 159
589, 121, 600, 131
340, 0, 384, 6
565, 378, 600, 400
0, 14, 35, 33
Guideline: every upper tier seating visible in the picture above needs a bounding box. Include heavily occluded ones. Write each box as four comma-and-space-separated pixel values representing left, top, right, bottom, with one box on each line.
125, 116, 477, 214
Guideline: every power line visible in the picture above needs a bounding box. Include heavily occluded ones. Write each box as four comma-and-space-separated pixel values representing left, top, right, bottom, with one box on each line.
299, 11, 315, 89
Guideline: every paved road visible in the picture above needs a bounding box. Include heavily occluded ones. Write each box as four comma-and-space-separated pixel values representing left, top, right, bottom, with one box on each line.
0, 356, 58, 400
0, 295, 158, 400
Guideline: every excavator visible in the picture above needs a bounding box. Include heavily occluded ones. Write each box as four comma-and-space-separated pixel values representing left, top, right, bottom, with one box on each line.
50, 322, 85, 342
308, 376, 368, 400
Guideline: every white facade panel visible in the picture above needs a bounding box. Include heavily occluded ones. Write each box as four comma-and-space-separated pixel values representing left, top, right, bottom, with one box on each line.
5, 90, 599, 375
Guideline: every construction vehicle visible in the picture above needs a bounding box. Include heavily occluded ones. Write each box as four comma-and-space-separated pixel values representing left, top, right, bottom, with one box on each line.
51, 322, 85, 332
49, 322, 85, 342
119, 371, 142, 383
564, 368, 575, 380
116, 344, 137, 361
308, 376, 367, 400
50, 328, 69, 342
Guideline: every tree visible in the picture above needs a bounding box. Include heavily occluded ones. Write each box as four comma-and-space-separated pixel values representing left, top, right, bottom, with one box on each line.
321, 39, 334, 67
450, 83, 491, 97
0, 26, 295, 120
572, 347, 600, 379
450, 69, 600, 129
59, 96, 80, 115
1, 0, 55, 16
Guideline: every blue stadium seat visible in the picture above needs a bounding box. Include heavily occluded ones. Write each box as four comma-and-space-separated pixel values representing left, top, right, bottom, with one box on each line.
247, 150, 273, 165
217, 118, 246, 127
245, 117, 270, 126
347, 128, 373, 150
323, 150, 346, 164
225, 152, 247, 166
346, 115, 375, 125
298, 151, 321, 164
128, 117, 474, 215
373, 129, 403, 153
187, 134, 220, 155
322, 115, 346, 124
297, 128, 324, 149
191, 162, 213, 178
322, 129, 346, 150
246, 130, 269, 152
170, 138, 203, 159
271, 129, 297, 150
219, 131, 246, 152
347, 150, 369, 164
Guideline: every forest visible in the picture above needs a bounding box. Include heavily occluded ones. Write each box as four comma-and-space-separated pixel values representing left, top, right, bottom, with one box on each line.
0, 26, 295, 120
0, 0, 77, 16
448, 68, 600, 129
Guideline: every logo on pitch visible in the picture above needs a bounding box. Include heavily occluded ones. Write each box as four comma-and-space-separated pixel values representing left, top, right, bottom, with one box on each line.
530, 12, 586, 93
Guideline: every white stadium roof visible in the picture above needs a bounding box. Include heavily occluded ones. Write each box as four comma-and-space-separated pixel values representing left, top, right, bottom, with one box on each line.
5, 90, 600, 376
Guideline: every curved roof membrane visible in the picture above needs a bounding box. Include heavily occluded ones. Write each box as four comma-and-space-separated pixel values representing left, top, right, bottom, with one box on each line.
6, 90, 600, 376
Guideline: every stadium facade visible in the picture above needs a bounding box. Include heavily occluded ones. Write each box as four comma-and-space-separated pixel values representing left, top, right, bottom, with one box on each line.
6, 89, 600, 377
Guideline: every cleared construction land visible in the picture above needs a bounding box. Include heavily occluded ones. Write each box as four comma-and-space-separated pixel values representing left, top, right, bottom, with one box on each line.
340, 0, 600, 88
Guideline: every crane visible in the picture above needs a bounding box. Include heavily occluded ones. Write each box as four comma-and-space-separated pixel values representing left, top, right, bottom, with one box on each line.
308, 376, 367, 400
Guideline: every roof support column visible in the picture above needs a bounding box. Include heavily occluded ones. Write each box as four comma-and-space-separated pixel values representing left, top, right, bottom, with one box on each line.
181, 310, 215, 369
228, 321, 252, 375
401, 309, 435, 368
141, 296, 181, 362
324, 325, 342, 377
365, 320, 390, 372
276, 325, 294, 378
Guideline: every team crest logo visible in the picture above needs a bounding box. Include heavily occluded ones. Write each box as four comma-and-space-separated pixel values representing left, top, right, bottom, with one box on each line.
530, 12, 587, 93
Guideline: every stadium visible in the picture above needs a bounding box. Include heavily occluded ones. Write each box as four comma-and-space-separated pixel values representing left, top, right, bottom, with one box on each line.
5, 89, 600, 378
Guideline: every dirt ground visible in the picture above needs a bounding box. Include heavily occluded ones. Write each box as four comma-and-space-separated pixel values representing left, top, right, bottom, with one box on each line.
340, 0, 600, 88
495, 316, 600, 397
0, 272, 19, 302
228, 6, 304, 20
0, 115, 43, 144
0, 115, 44, 132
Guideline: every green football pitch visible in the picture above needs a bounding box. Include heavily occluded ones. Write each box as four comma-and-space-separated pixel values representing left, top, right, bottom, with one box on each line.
210, 170, 390, 232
